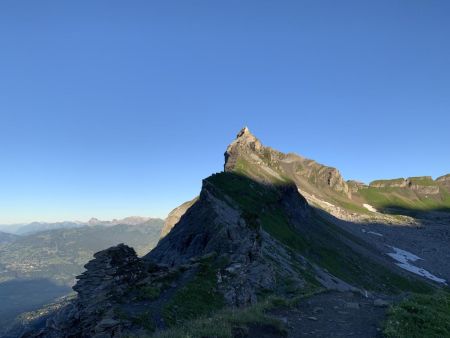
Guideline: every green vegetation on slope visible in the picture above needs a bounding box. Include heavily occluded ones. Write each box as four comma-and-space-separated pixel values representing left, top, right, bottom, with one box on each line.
234, 157, 291, 184
358, 187, 450, 214
384, 291, 450, 338
408, 176, 438, 186
153, 296, 291, 338
162, 257, 226, 327
370, 178, 406, 187
207, 173, 432, 294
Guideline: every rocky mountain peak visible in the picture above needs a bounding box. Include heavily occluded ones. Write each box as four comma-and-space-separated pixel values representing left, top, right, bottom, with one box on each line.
224, 127, 264, 174
228, 126, 261, 150
236, 126, 251, 137
224, 127, 350, 197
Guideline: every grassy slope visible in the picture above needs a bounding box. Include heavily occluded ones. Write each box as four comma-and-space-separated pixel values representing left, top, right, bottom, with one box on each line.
384, 291, 450, 338
370, 178, 406, 187
358, 186, 450, 213
153, 297, 289, 338
207, 173, 432, 294
162, 257, 226, 326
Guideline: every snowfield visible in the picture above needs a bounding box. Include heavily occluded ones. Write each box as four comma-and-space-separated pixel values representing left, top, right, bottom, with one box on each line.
386, 246, 447, 284
363, 204, 377, 212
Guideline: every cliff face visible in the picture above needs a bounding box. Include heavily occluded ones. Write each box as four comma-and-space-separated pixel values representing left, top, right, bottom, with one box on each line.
437, 174, 450, 189
369, 176, 440, 195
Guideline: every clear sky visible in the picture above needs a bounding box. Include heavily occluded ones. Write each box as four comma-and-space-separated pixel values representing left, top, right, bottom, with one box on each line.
1, 1, 449, 223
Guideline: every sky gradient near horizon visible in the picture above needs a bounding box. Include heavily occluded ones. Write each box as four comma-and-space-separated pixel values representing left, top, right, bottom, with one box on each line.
1, 1, 449, 223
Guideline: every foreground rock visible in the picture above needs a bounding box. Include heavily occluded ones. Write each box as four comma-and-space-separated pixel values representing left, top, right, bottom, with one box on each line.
27, 244, 146, 337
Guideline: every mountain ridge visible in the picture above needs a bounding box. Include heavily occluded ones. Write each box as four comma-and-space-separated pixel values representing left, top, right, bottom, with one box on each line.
0, 216, 161, 235
19, 127, 444, 338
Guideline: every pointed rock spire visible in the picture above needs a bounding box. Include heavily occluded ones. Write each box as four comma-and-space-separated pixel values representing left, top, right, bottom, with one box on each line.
225, 127, 263, 172
237, 126, 251, 138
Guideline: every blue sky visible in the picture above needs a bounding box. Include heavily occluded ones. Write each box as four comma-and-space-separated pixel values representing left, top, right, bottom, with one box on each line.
1, 1, 449, 223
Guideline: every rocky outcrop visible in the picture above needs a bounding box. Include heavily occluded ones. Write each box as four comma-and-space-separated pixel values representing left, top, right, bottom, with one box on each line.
436, 174, 450, 182
347, 180, 367, 193
408, 177, 440, 195
28, 244, 146, 338
370, 178, 408, 188
73, 244, 145, 304
160, 197, 197, 238
436, 174, 450, 189
370, 177, 440, 195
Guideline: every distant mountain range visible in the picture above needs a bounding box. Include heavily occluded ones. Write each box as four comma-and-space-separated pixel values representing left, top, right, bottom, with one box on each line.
0, 216, 159, 235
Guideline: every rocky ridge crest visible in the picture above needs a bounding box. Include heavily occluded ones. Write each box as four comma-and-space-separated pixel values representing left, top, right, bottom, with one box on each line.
224, 127, 350, 197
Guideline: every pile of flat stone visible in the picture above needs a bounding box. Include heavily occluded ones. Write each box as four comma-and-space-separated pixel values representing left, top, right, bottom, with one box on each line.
74, 243, 145, 306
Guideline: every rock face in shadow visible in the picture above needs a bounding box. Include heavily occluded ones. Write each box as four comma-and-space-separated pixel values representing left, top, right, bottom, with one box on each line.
26, 244, 145, 338
145, 176, 286, 306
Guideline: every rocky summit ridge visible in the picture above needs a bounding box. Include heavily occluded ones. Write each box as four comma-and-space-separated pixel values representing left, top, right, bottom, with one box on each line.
22, 127, 444, 338
225, 127, 350, 197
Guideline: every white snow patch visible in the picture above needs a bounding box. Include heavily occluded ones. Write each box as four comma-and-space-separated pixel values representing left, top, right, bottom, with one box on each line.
363, 204, 377, 212
361, 229, 383, 237
386, 246, 447, 284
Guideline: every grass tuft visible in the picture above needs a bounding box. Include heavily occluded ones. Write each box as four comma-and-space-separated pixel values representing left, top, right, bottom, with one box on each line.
384, 291, 450, 338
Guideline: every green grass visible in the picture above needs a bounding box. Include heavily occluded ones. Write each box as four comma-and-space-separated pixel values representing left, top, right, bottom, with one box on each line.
234, 157, 291, 184
370, 178, 406, 187
358, 186, 450, 214
408, 176, 437, 186
131, 311, 156, 332
136, 285, 161, 301
331, 197, 370, 214
151, 296, 295, 338
162, 258, 225, 326
384, 291, 450, 338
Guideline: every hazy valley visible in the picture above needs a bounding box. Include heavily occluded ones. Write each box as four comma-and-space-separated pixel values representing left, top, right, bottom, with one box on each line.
0, 218, 164, 334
